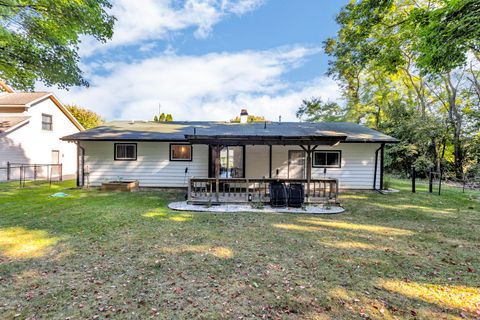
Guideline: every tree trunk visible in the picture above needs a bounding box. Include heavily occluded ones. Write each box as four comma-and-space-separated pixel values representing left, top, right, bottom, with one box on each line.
444, 74, 464, 178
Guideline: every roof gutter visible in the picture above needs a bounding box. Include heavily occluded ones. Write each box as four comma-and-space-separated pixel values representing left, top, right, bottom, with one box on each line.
74, 141, 85, 188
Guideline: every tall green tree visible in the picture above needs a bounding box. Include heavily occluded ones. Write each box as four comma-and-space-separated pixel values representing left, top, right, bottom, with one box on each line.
66, 104, 103, 130
296, 98, 346, 122
415, 0, 480, 73
324, 0, 480, 178
325, 0, 480, 75
0, 0, 115, 90
153, 113, 173, 122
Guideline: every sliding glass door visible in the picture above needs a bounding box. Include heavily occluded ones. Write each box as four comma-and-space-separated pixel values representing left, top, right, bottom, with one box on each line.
210, 146, 244, 178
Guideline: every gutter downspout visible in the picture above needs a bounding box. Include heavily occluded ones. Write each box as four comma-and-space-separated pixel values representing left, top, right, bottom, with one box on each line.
380, 143, 385, 191
373, 144, 383, 193
74, 141, 85, 188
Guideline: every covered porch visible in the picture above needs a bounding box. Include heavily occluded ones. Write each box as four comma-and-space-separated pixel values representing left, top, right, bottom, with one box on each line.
185, 133, 347, 205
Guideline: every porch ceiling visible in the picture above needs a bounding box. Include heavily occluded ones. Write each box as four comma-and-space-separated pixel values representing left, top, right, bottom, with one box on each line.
184, 135, 348, 146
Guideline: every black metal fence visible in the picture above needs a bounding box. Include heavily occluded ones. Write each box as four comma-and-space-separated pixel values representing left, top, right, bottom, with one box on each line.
461, 176, 480, 190
411, 165, 480, 195
410, 166, 442, 194
0, 162, 63, 187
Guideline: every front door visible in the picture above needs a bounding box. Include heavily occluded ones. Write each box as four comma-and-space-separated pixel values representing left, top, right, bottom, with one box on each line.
51, 150, 60, 178
288, 150, 305, 179
51, 150, 60, 164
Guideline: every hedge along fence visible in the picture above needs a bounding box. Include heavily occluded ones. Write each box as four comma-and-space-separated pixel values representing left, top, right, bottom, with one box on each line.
0, 162, 62, 187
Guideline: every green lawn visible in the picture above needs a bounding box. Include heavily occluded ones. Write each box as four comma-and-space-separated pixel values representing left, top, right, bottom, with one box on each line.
0, 179, 479, 319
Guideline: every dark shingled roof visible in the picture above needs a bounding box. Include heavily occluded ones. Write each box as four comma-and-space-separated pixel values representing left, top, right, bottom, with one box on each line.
62, 121, 398, 144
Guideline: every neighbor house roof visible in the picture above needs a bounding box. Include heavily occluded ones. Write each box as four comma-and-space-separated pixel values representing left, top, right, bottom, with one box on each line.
0, 92, 84, 131
0, 92, 51, 106
62, 121, 398, 144
0, 116, 30, 133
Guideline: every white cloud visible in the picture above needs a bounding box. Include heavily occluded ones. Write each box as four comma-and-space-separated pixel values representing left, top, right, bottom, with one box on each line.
81, 0, 265, 55
225, 0, 265, 15
53, 45, 340, 122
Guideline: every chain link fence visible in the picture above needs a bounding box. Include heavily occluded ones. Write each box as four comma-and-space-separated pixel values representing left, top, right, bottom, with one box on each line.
0, 162, 63, 187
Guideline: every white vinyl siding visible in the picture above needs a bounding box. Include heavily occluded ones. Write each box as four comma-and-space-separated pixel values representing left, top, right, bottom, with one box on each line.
249, 144, 381, 189
81, 141, 208, 187
245, 145, 270, 178
81, 142, 381, 189
312, 145, 377, 189
313, 144, 380, 189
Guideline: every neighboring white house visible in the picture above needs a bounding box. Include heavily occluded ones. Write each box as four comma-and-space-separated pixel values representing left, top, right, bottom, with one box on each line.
62, 111, 398, 194
0, 91, 84, 181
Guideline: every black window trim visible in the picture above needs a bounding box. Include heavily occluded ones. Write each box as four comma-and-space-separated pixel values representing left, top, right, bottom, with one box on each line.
114, 143, 137, 161
169, 143, 193, 162
41, 113, 53, 131
312, 150, 342, 168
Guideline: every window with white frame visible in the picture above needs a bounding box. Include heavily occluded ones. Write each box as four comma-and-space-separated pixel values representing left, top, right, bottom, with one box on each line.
114, 143, 137, 160
312, 151, 341, 168
42, 114, 52, 131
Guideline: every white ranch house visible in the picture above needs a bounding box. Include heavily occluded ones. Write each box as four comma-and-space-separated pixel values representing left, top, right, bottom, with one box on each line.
62, 113, 397, 204
0, 91, 84, 181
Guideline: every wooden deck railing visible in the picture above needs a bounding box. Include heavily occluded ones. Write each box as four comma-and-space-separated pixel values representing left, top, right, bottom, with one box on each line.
188, 177, 338, 204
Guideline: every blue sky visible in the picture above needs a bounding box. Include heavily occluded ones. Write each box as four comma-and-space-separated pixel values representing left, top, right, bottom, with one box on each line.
52, 0, 346, 121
